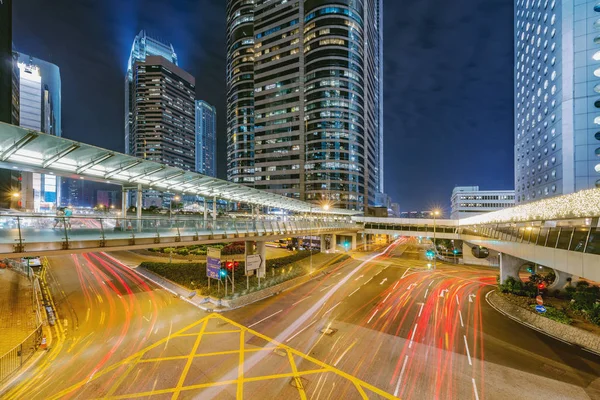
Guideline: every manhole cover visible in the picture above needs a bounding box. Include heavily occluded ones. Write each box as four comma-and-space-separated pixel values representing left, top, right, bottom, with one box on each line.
289, 376, 308, 390
320, 327, 338, 336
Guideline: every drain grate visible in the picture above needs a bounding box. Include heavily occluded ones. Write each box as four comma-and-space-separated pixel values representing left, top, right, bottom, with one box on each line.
289, 376, 308, 390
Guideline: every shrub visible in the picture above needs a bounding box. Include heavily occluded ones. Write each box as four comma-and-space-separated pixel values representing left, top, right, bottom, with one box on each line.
177, 248, 189, 256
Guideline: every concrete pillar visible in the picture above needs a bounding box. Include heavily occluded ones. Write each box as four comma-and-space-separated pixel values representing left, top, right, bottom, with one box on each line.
212, 195, 217, 223
320, 235, 326, 253
203, 197, 208, 222
548, 270, 573, 292
245, 241, 255, 256
136, 184, 142, 220
121, 188, 128, 217
331, 234, 337, 251
256, 241, 266, 278
351, 234, 357, 251
499, 253, 525, 284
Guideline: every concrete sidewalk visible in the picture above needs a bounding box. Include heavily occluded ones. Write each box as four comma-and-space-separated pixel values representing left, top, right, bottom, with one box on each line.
0, 268, 37, 355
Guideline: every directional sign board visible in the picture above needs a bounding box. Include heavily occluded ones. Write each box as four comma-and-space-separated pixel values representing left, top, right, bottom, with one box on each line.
246, 254, 262, 273
206, 247, 221, 280
535, 305, 547, 313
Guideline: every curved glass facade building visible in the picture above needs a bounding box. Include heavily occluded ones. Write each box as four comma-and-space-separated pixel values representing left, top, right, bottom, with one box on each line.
226, 0, 383, 210
514, 0, 600, 203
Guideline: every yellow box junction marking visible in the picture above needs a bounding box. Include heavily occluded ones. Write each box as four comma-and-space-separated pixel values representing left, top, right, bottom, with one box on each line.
46, 313, 400, 400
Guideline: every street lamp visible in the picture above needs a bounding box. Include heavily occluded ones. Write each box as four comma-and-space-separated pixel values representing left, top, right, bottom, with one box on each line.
170, 195, 180, 219
433, 210, 440, 270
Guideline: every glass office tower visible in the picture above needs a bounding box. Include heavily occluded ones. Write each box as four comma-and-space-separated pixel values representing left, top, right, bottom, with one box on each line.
226, 0, 384, 210
125, 30, 178, 155
515, 0, 600, 203
195, 100, 217, 177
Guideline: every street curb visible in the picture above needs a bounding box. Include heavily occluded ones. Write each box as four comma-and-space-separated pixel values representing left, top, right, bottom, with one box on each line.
485, 290, 600, 357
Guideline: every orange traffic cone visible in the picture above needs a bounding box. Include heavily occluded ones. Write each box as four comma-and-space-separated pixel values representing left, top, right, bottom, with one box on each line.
40, 335, 47, 350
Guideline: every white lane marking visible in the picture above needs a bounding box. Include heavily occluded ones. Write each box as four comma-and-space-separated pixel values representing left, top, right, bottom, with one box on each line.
459, 310, 464, 328
393, 355, 409, 397
383, 293, 391, 303
348, 288, 360, 297
99, 311, 105, 325
406, 283, 417, 290
323, 302, 341, 315
367, 309, 379, 324
285, 320, 317, 343
319, 284, 332, 292
85, 308, 90, 322
380, 278, 388, 285
469, 293, 476, 303
292, 295, 311, 306
424, 289, 429, 298
334, 272, 342, 277
472, 378, 480, 400
248, 310, 283, 328
408, 324, 418, 348
143, 316, 150, 322
364, 277, 373, 285
401, 268, 411, 279
428, 281, 434, 287
418, 303, 424, 317
456, 295, 460, 305
354, 275, 364, 281
393, 281, 399, 290
464, 335, 472, 366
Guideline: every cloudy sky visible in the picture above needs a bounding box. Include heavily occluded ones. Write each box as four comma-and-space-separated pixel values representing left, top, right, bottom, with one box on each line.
13, 0, 514, 212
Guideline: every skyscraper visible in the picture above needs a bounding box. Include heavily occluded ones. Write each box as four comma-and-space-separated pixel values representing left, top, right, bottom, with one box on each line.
0, 0, 21, 209
125, 30, 178, 155
15, 53, 62, 211
226, 0, 384, 210
131, 55, 196, 171
195, 100, 217, 177
515, 0, 600, 203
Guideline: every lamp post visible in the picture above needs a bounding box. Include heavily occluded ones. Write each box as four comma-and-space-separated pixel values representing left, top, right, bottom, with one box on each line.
433, 210, 440, 270
170, 195, 180, 219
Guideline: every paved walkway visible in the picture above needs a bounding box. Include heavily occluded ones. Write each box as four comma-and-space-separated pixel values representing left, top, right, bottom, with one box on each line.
0, 269, 37, 355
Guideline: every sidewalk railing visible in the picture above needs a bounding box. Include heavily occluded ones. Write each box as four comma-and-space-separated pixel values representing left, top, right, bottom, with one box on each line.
0, 272, 45, 384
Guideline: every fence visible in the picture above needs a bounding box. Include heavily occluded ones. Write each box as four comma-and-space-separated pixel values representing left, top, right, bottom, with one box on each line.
0, 265, 45, 384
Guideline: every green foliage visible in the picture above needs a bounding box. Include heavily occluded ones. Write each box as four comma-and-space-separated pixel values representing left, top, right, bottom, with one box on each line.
499, 276, 537, 298
177, 248, 189, 256
530, 304, 572, 325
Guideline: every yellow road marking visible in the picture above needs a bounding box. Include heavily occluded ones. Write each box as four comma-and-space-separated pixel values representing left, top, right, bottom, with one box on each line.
237, 330, 244, 399
171, 319, 208, 400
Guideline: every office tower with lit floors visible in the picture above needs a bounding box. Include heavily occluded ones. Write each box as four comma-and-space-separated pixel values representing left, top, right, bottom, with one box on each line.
515, 0, 600, 203
226, 0, 384, 210
195, 100, 217, 177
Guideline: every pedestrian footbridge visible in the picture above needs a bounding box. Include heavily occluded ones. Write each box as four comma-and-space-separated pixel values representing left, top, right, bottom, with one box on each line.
0, 214, 358, 257
354, 189, 600, 283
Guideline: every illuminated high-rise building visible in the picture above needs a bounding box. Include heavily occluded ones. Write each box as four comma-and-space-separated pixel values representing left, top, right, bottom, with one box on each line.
125, 30, 178, 155
226, 0, 384, 210
195, 100, 217, 177
515, 0, 600, 202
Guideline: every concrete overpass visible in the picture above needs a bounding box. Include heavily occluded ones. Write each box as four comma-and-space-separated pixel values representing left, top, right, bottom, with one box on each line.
354, 188, 600, 283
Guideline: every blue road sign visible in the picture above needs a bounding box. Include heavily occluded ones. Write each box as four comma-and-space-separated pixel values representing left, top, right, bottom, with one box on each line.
535, 305, 547, 313
206, 247, 221, 279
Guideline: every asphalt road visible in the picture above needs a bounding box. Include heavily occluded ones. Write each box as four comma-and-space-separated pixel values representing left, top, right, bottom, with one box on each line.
2, 238, 600, 399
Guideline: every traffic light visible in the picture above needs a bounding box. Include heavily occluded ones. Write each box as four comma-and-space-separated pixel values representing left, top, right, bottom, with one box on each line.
226, 261, 234, 270
453, 249, 459, 255
234, 261, 239, 269
538, 282, 545, 290
219, 267, 227, 279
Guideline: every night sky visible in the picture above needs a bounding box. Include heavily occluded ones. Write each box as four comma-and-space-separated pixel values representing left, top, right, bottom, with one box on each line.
13, 0, 514, 213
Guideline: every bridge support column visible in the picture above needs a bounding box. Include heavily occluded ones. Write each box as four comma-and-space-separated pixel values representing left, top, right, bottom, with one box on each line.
331, 234, 337, 251
256, 241, 266, 278
136, 184, 142, 219
548, 270, 574, 292
203, 197, 208, 222
499, 253, 525, 284
121, 188, 128, 217
320, 235, 326, 252
212, 195, 217, 224
351, 234, 357, 251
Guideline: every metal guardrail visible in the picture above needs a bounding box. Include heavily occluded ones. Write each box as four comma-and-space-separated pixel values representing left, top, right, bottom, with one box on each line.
0, 215, 357, 254
0, 267, 44, 383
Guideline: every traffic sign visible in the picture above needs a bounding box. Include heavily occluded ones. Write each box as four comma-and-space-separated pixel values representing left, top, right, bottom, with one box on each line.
206, 247, 222, 279
246, 254, 262, 272
536, 295, 544, 306
535, 305, 546, 313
